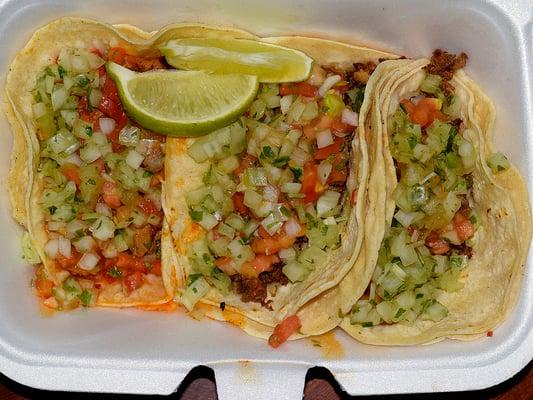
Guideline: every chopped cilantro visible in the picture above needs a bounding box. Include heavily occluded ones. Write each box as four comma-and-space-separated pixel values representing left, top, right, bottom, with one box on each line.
48, 206, 57, 215
362, 322, 374, 327
260, 145, 275, 160
290, 167, 303, 181
87, 178, 96, 185
273, 156, 289, 167
58, 65, 66, 79
220, 301, 226, 311
107, 266, 122, 279
78, 290, 92, 307
189, 208, 203, 222
85, 126, 93, 137
187, 274, 202, 286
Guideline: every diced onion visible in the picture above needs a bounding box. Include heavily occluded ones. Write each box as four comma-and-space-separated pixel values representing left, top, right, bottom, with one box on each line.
44, 239, 59, 259
47, 221, 65, 231
317, 161, 332, 185
126, 150, 145, 169
89, 89, 102, 108
279, 247, 296, 260
78, 252, 100, 271
263, 185, 279, 203
280, 95, 294, 114
74, 236, 96, 252
96, 202, 112, 217
102, 242, 118, 258
317, 190, 340, 217
341, 108, 358, 127
91, 216, 116, 241
66, 220, 87, 239
316, 129, 334, 149
182, 276, 210, 311
290, 147, 310, 166
71, 54, 90, 73
79, 143, 101, 163
318, 75, 341, 97
99, 118, 116, 135
119, 126, 141, 146
51, 87, 68, 111
284, 219, 301, 238
58, 236, 71, 258
32, 102, 47, 119
281, 182, 302, 193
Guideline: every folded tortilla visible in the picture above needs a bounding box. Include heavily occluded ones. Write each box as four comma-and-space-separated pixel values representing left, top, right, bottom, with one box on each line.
4, 17, 261, 307
340, 59, 531, 345
164, 36, 398, 338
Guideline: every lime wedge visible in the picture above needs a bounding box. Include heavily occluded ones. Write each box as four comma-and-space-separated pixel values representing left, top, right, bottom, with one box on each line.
159, 38, 313, 83
106, 62, 259, 137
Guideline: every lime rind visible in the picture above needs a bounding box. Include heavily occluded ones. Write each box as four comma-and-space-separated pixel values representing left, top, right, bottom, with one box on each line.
159, 38, 313, 83
106, 62, 259, 137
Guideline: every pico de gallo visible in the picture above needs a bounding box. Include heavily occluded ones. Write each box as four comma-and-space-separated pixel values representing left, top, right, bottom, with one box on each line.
31, 46, 167, 309
348, 50, 507, 327
181, 62, 377, 313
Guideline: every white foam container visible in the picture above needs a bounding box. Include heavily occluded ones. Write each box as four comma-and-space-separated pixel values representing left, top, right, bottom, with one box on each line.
0, 0, 531, 398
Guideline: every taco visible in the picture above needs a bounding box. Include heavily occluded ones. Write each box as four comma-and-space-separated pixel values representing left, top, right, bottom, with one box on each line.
163, 36, 398, 345
4, 18, 262, 309
340, 50, 531, 345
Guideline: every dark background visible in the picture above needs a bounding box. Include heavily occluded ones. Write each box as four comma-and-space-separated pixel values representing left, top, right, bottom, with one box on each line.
0, 360, 530, 399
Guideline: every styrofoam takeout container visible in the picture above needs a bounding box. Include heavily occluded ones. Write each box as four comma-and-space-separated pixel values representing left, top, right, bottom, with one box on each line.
0, 0, 531, 398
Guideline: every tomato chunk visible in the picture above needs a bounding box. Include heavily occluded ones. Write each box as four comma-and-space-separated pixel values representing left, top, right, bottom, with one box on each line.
401, 98, 445, 128
251, 230, 298, 255
425, 231, 450, 255
34, 266, 54, 298
99, 74, 128, 129
453, 212, 475, 242
137, 197, 159, 216
116, 252, 146, 272
315, 138, 345, 160
102, 181, 122, 209
280, 82, 317, 98
250, 254, 280, 274
60, 164, 81, 186
268, 315, 302, 348
215, 257, 237, 275
301, 161, 321, 203
124, 271, 144, 294
232, 192, 250, 216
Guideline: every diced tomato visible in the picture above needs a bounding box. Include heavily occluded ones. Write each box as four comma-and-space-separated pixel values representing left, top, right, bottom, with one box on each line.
149, 259, 162, 276
234, 154, 257, 178
301, 161, 320, 203
137, 197, 159, 216
401, 98, 446, 128
331, 117, 352, 133
251, 231, 297, 255
453, 212, 475, 242
150, 174, 161, 187
56, 249, 82, 269
91, 158, 106, 173
34, 267, 55, 298
124, 271, 144, 294
60, 164, 81, 186
99, 74, 128, 129
314, 137, 345, 160
215, 256, 237, 275
268, 315, 302, 348
122, 55, 166, 72
279, 82, 317, 98
250, 254, 280, 274
108, 47, 127, 64
102, 181, 122, 209
327, 153, 349, 185
232, 192, 250, 216
425, 231, 450, 255
78, 96, 104, 128
487, 331, 493, 337
133, 226, 152, 257
116, 252, 146, 272
303, 114, 333, 140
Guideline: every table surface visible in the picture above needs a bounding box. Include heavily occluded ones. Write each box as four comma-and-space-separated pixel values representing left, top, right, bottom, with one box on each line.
0, 360, 530, 399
